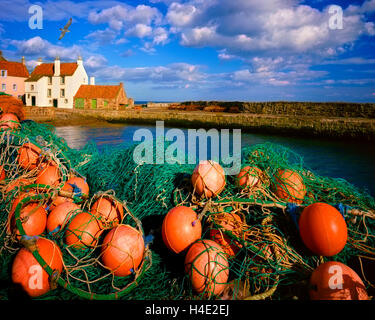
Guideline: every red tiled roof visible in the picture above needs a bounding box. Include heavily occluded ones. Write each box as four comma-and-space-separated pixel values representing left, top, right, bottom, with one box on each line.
74, 84, 123, 99
0, 61, 29, 78
25, 62, 78, 82
31, 62, 78, 77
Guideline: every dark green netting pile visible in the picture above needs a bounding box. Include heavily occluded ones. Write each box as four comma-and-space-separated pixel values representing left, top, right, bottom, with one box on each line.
0, 120, 374, 300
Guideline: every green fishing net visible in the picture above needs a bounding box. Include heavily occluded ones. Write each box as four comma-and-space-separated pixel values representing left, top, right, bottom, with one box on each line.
0, 119, 374, 300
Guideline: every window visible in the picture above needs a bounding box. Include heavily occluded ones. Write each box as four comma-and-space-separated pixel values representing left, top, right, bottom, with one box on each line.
47, 89, 51, 97
61, 76, 65, 84
48, 77, 52, 85
1, 83, 5, 91
60, 88, 65, 97
27, 94, 30, 99
31, 85, 34, 91
1, 70, 6, 77
64, 99, 68, 104
13, 84, 17, 91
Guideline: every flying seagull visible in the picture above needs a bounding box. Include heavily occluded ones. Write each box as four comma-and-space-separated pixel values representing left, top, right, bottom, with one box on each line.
58, 18, 72, 40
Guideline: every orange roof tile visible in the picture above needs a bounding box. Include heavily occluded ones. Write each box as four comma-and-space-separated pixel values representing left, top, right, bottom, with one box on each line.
74, 84, 123, 99
0, 61, 29, 78
31, 62, 78, 77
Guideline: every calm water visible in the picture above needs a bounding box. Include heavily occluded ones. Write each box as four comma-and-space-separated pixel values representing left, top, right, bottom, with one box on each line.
54, 122, 375, 197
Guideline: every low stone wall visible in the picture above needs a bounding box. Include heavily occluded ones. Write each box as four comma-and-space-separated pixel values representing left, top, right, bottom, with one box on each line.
23, 106, 375, 141
23, 106, 55, 121
59, 108, 375, 141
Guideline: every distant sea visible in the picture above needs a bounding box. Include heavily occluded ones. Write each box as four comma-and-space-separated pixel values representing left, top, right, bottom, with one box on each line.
134, 100, 176, 105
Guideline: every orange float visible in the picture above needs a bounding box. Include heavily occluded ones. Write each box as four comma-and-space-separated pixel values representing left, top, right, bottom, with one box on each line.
0, 113, 20, 130
49, 176, 88, 211
65, 211, 102, 249
209, 212, 243, 258
17, 142, 42, 170
9, 202, 47, 237
9, 190, 39, 215
299, 202, 347, 256
36, 163, 61, 187
236, 166, 262, 189
4, 178, 30, 195
185, 239, 229, 298
191, 160, 226, 198
0, 165, 6, 182
47, 201, 81, 234
162, 206, 202, 254
101, 224, 145, 277
90, 196, 123, 227
65, 176, 89, 197
11, 237, 63, 298
272, 169, 306, 204
309, 261, 368, 300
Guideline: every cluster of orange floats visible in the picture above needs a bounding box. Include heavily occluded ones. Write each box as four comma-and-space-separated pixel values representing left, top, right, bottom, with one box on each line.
1, 140, 145, 298
161, 160, 369, 300
0, 111, 369, 300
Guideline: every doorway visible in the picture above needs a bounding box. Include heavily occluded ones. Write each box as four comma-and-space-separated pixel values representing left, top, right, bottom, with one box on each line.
53, 99, 58, 108
31, 96, 36, 106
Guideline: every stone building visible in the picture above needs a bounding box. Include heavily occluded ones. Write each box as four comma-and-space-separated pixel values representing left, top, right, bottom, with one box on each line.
73, 82, 134, 110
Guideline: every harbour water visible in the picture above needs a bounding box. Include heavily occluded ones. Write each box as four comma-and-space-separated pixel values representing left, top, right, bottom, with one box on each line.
54, 122, 375, 197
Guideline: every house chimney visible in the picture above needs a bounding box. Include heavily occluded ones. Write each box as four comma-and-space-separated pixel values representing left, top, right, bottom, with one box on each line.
89, 76, 95, 85
77, 55, 83, 66
21, 56, 25, 65
37, 57, 43, 66
54, 56, 60, 76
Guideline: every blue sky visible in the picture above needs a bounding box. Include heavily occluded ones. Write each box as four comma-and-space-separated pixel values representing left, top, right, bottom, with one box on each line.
0, 0, 374, 102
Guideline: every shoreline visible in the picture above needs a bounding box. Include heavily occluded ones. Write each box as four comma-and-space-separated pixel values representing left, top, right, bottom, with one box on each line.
24, 106, 375, 141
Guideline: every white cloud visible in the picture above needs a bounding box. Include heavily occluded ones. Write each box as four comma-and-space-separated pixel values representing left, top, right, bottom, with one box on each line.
88, 4, 163, 31
92, 62, 206, 86
167, 0, 375, 59
85, 28, 118, 44
125, 24, 153, 38
84, 55, 108, 70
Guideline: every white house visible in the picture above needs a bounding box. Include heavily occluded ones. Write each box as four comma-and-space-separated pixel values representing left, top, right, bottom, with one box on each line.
25, 56, 94, 108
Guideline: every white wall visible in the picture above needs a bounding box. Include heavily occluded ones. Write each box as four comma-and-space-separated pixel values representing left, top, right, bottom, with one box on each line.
25, 60, 89, 108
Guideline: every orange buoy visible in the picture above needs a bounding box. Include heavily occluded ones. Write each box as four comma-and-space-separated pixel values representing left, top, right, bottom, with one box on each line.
65, 211, 102, 249
236, 166, 262, 189
209, 212, 243, 258
9, 190, 38, 215
9, 202, 47, 237
65, 176, 89, 196
36, 163, 61, 187
309, 261, 368, 300
11, 237, 63, 298
299, 202, 347, 256
101, 224, 145, 277
0, 113, 20, 130
185, 239, 229, 298
17, 142, 42, 171
47, 201, 81, 234
4, 178, 31, 195
272, 169, 306, 204
49, 176, 88, 211
90, 196, 123, 227
0, 165, 6, 182
191, 160, 226, 198
162, 206, 202, 254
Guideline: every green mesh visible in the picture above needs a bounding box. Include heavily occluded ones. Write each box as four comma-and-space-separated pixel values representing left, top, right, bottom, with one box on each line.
0, 120, 374, 300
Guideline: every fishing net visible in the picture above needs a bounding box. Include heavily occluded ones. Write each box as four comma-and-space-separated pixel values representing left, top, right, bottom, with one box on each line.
0, 117, 374, 300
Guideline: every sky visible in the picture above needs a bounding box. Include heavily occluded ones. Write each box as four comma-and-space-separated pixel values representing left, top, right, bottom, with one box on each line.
0, 0, 374, 102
